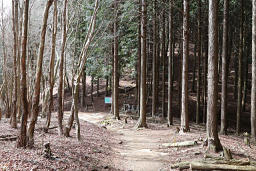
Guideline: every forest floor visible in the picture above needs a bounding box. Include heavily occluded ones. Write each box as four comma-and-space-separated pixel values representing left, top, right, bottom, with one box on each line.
78, 107, 256, 171
75, 76, 256, 171
1, 78, 256, 171
0, 115, 118, 170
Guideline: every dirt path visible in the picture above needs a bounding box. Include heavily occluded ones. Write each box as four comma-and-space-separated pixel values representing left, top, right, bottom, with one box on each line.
78, 112, 171, 171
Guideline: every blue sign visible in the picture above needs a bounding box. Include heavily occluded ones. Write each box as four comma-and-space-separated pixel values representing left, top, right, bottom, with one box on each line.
105, 97, 112, 104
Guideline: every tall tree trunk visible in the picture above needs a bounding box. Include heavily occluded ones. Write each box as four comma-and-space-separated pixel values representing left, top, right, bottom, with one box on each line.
113, 0, 120, 120
242, 44, 249, 112
180, 0, 189, 132
167, 0, 173, 126
136, 0, 142, 112
97, 77, 99, 96
17, 1, 24, 121
152, 0, 157, 118
1, 0, 9, 119
45, 0, 58, 130
135, 0, 147, 128
251, 0, 256, 142
203, 27, 208, 124
27, 0, 53, 147
81, 70, 86, 106
178, 35, 183, 118
236, 0, 244, 135
196, 0, 201, 124
57, 0, 68, 136
234, 55, 238, 99
156, 14, 160, 115
220, 0, 229, 135
91, 76, 94, 102
64, 0, 99, 139
192, 43, 196, 93
161, 4, 166, 118
17, 0, 29, 148
11, 0, 19, 129
207, 0, 222, 152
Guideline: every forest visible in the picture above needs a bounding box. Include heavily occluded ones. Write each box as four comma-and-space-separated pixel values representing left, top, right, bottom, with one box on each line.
0, 0, 256, 170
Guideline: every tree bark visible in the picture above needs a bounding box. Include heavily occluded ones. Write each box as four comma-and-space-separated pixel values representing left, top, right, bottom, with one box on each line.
252, 0, 256, 142
135, 0, 147, 128
113, 0, 120, 120
161, 4, 166, 119
203, 26, 208, 124
81, 70, 86, 106
27, 0, 53, 147
11, 0, 19, 129
1, 0, 10, 119
180, 0, 189, 132
192, 43, 196, 93
242, 44, 249, 112
17, 1, 23, 121
220, 0, 229, 135
167, 0, 173, 126
152, 0, 157, 118
64, 0, 99, 139
136, 0, 142, 112
190, 162, 256, 171
196, 0, 201, 124
17, 0, 30, 148
45, 0, 58, 131
206, 0, 222, 152
236, 0, 244, 135
57, 0, 68, 136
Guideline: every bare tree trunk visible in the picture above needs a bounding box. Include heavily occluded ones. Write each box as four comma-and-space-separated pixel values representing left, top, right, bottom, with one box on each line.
192, 43, 196, 93
207, 0, 222, 152
135, 0, 147, 128
17, 1, 24, 121
64, 0, 99, 139
81, 70, 86, 107
57, 0, 68, 136
96, 77, 99, 96
167, 0, 173, 126
27, 0, 53, 147
236, 0, 244, 135
156, 15, 160, 115
180, 0, 189, 132
242, 44, 249, 112
251, 0, 256, 142
178, 36, 183, 118
113, 0, 120, 120
64, 103, 74, 137
72, 83, 81, 140
220, 0, 229, 135
196, 0, 201, 124
203, 30, 208, 124
161, 3, 167, 119
17, 0, 29, 148
11, 0, 19, 129
152, 0, 157, 118
1, 0, 10, 119
136, 0, 142, 112
45, 0, 57, 130
91, 76, 94, 102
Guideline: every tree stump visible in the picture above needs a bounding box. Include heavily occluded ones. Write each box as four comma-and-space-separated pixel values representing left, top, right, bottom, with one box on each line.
43, 142, 52, 159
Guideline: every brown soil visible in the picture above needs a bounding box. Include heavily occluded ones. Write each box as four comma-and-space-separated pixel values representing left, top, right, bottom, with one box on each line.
1, 76, 256, 171
0, 117, 118, 171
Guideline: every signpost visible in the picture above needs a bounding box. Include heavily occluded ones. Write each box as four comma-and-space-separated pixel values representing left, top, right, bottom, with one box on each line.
104, 97, 112, 104
104, 97, 112, 112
